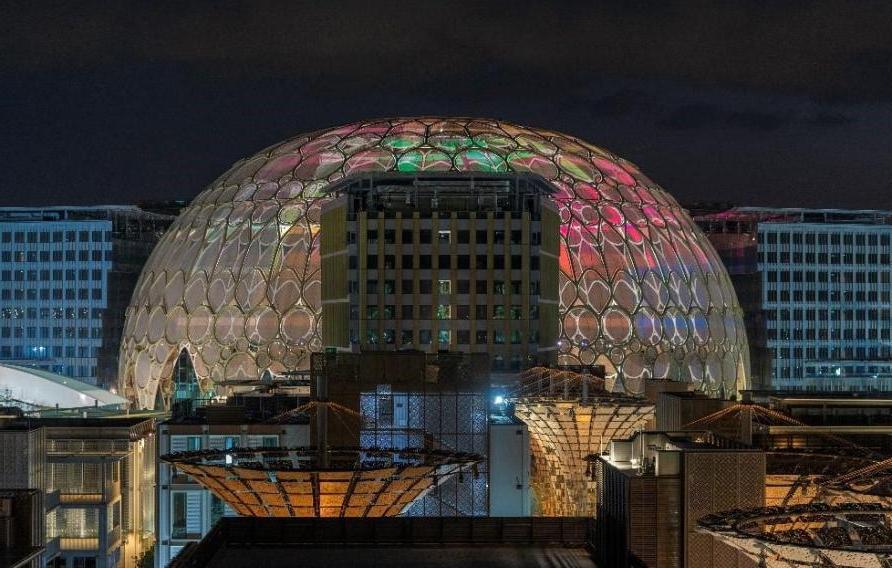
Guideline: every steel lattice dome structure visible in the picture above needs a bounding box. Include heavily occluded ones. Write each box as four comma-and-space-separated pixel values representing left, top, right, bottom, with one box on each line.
119, 117, 749, 409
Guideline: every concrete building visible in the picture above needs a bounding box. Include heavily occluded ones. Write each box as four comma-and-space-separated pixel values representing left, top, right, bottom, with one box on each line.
155, 395, 309, 567
594, 431, 765, 568
320, 173, 560, 372
0, 206, 173, 387
694, 207, 892, 392
0, 410, 157, 568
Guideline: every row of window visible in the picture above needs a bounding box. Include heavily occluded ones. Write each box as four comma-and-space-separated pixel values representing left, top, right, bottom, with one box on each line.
355, 304, 539, 320
0, 229, 110, 243
765, 270, 892, 284
760, 251, 891, 265
0, 307, 103, 319
0, 287, 103, 301
772, 346, 891, 363
0, 344, 99, 357
765, 308, 892, 321
356, 328, 540, 345
356, 279, 541, 295
0, 268, 104, 281
759, 231, 892, 246
765, 289, 892, 303
351, 229, 542, 246
0, 326, 102, 338
354, 254, 542, 271
768, 328, 892, 340
0, 249, 111, 263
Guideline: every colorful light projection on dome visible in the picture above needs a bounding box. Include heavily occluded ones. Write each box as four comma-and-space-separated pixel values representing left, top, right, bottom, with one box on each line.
119, 118, 749, 409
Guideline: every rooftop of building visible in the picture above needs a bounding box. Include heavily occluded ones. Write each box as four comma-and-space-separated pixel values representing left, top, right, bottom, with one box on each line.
599, 430, 760, 479
323, 172, 558, 217
0, 363, 128, 410
0, 204, 174, 222
0, 408, 156, 433
689, 204, 892, 226
169, 516, 595, 568
164, 394, 310, 426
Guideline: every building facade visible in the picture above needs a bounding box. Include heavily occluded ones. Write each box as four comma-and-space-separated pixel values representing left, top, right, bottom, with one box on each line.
155, 396, 309, 568
695, 207, 892, 392
0, 411, 156, 568
595, 431, 765, 568
0, 207, 173, 387
320, 173, 560, 373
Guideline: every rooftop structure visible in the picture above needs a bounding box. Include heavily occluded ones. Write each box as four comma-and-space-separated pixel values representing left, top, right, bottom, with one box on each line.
119, 117, 750, 410
698, 503, 892, 567
164, 447, 481, 518
0, 363, 127, 410
161, 352, 488, 523
510, 366, 654, 516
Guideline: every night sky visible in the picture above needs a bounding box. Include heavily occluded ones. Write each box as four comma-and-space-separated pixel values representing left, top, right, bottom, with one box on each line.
2, 1, 891, 209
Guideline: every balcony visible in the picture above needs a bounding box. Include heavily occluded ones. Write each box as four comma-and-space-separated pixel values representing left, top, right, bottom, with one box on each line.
60, 537, 100, 551
60, 493, 105, 505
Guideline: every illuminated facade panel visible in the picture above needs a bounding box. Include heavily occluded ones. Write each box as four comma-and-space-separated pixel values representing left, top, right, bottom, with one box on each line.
163, 448, 481, 518
514, 398, 654, 516
119, 118, 749, 409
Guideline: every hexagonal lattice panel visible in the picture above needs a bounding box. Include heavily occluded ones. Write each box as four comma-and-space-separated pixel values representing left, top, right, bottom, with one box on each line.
120, 118, 749, 409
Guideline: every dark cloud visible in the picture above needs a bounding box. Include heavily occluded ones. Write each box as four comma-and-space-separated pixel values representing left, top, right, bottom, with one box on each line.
2, 1, 892, 101
0, 1, 889, 210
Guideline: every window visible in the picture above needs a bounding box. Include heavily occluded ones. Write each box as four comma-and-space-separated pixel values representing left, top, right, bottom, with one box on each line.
401, 279, 414, 294
438, 230, 451, 243
457, 230, 470, 244
418, 329, 432, 344
402, 305, 414, 319
419, 230, 432, 244
438, 329, 451, 344
438, 279, 451, 294
401, 230, 413, 243
436, 305, 451, 319
457, 330, 470, 344
475, 305, 488, 320
438, 254, 451, 268
401, 255, 414, 269
476, 280, 487, 294
476, 330, 488, 344
401, 330, 413, 344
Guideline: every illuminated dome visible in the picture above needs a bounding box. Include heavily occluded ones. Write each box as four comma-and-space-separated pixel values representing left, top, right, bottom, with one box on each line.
119, 117, 749, 409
